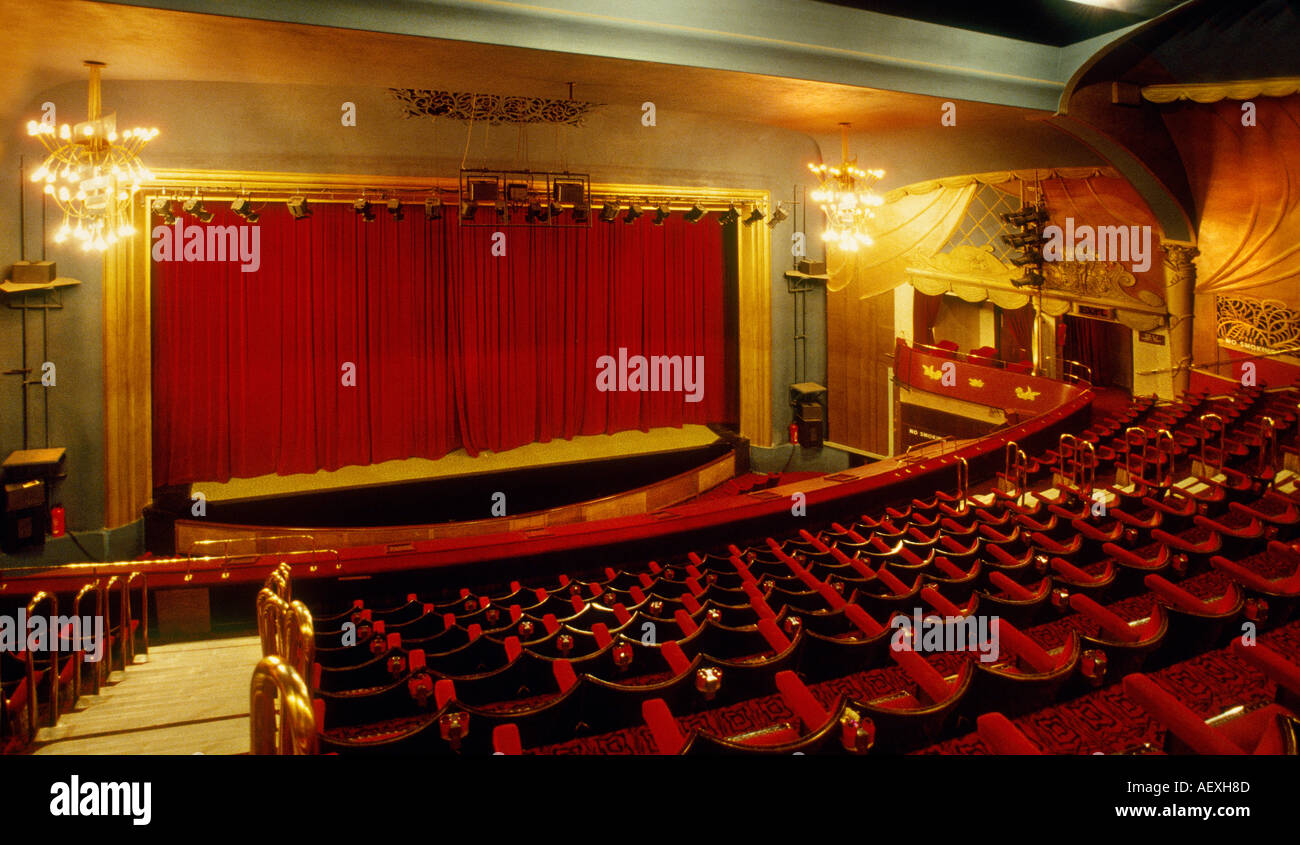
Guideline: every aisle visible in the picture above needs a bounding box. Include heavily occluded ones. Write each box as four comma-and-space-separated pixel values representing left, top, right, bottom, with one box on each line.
31, 636, 261, 756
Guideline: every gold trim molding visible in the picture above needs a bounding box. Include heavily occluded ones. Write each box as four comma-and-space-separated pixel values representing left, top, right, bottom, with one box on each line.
1142, 77, 1300, 104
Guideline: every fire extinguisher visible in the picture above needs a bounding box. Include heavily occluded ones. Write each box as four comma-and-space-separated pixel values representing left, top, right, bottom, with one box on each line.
50, 505, 66, 538
789, 423, 799, 445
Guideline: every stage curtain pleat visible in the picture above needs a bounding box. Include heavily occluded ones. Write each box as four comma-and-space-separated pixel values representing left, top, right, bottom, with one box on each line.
151, 204, 725, 486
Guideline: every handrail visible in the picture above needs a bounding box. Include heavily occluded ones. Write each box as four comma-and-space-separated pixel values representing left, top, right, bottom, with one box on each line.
1001, 441, 1027, 501
102, 574, 132, 671
189, 533, 319, 560
25, 591, 58, 732
1041, 356, 1093, 386
250, 655, 317, 755
257, 588, 290, 658
72, 581, 102, 700
1154, 429, 1175, 488
125, 571, 148, 660
1199, 413, 1225, 475
285, 600, 315, 692
955, 456, 969, 501
1258, 416, 1278, 484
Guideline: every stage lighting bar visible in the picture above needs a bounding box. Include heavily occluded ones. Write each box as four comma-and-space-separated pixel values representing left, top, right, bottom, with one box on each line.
459, 200, 477, 221
599, 202, 620, 223
651, 204, 671, 225
571, 202, 590, 224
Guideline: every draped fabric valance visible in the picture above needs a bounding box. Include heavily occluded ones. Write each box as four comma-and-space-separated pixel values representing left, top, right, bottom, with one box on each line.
1163, 94, 1300, 300
827, 165, 1165, 317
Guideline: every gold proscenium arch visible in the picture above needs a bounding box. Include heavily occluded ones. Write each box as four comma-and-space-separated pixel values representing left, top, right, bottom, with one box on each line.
102, 169, 771, 526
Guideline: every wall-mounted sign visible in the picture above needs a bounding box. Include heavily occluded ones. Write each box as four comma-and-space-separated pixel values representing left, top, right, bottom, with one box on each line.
1077, 304, 1115, 319
1138, 331, 1166, 345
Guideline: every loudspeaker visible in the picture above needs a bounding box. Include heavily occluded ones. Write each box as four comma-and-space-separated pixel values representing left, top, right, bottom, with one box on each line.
3, 479, 47, 553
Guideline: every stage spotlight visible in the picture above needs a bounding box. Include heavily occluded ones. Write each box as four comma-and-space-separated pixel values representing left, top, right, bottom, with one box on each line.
459, 199, 478, 221
651, 204, 671, 225
152, 197, 176, 224
683, 203, 706, 224
743, 207, 765, 226
425, 198, 444, 221
287, 196, 312, 220
182, 198, 213, 223
718, 203, 740, 226
495, 199, 508, 223
386, 198, 404, 220
549, 202, 564, 220
623, 203, 643, 224
767, 202, 788, 228
353, 198, 375, 221
599, 202, 620, 223
231, 197, 259, 223
571, 203, 591, 224
526, 200, 548, 223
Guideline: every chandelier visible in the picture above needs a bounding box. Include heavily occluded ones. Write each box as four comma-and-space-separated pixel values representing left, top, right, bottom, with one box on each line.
808, 123, 884, 252
26, 61, 157, 252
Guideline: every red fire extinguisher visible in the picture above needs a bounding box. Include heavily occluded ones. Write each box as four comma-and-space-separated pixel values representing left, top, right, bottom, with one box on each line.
789, 423, 799, 445
50, 505, 66, 538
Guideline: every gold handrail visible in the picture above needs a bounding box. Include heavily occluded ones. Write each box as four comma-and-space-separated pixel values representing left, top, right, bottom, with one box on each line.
1258, 416, 1278, 484
1199, 413, 1225, 476
955, 456, 968, 501
249, 655, 317, 755
125, 571, 148, 659
25, 591, 58, 731
72, 581, 102, 700
285, 600, 315, 692
257, 588, 290, 658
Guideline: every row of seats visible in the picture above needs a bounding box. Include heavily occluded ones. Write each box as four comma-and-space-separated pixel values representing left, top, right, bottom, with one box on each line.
0, 573, 148, 753
272, 383, 1300, 754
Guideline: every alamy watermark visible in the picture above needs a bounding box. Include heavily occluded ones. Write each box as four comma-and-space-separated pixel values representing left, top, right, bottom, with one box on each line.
890, 609, 1001, 663
0, 610, 105, 663
595, 348, 704, 403
151, 221, 261, 273
1041, 218, 1152, 273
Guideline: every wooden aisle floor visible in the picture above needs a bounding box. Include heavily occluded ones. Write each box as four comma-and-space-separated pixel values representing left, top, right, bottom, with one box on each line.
31, 636, 261, 756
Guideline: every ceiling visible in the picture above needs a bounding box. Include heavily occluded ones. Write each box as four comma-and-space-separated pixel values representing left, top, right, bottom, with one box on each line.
816, 0, 1186, 46
0, 0, 1047, 139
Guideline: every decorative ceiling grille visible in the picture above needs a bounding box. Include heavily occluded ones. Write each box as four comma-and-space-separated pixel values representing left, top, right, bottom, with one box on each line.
390, 88, 600, 126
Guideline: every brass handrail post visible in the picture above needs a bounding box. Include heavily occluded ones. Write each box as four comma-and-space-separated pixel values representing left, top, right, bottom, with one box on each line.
1199, 413, 1225, 476
26, 591, 58, 728
249, 655, 317, 755
1258, 416, 1278, 484
285, 600, 315, 693
257, 588, 290, 658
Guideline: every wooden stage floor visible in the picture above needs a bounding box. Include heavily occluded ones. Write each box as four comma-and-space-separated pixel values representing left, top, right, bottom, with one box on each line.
31, 636, 261, 756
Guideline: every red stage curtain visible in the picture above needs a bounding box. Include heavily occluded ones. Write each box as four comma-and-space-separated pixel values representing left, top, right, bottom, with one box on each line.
151, 204, 727, 486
